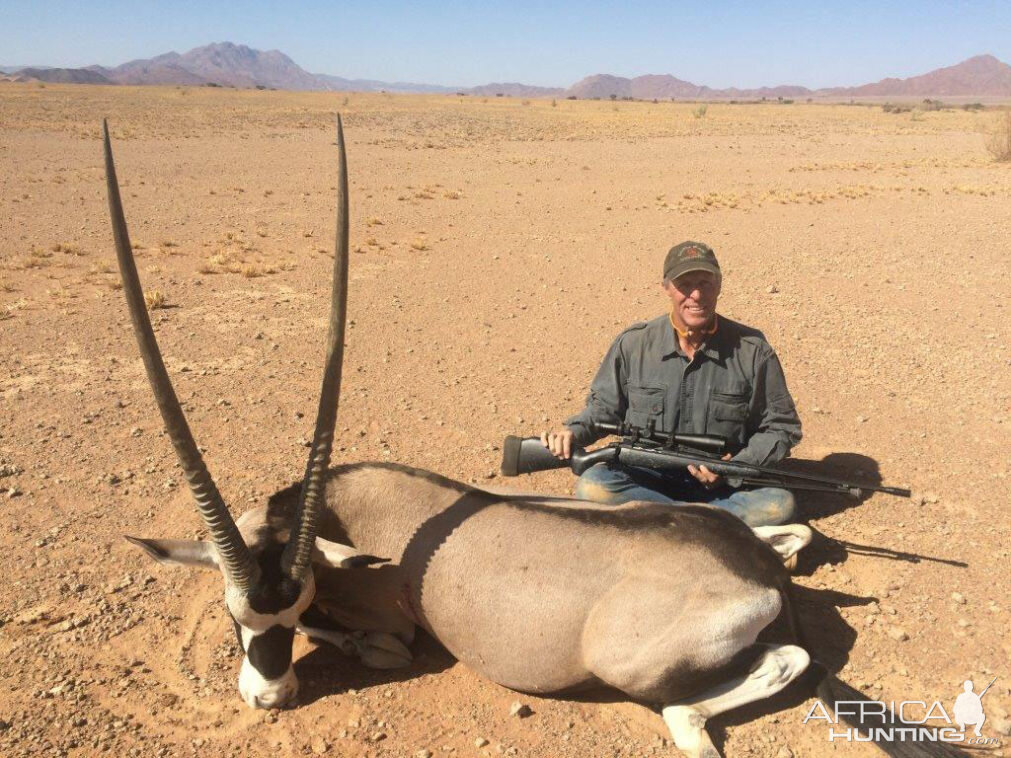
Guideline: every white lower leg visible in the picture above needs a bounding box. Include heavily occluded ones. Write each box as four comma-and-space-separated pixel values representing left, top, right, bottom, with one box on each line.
297, 625, 412, 669
662, 705, 719, 758
297, 624, 356, 655
662, 645, 810, 757
752, 525, 812, 563
681, 644, 810, 718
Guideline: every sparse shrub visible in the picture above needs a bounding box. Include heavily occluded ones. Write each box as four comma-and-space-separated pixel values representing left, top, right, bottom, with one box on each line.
551, 99, 557, 107
984, 111, 1011, 162
693, 104, 708, 119
963, 102, 985, 111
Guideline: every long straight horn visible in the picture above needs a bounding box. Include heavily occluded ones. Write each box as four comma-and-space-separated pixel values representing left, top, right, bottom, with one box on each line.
282, 115, 350, 580
103, 120, 259, 593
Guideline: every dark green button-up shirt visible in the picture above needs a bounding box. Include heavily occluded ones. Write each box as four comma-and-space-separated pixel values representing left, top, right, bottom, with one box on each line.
565, 314, 802, 466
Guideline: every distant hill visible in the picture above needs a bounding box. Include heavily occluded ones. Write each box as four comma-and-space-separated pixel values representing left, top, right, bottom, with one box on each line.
822, 54, 1011, 98
14, 67, 112, 85
8, 44, 1011, 99
467, 82, 565, 97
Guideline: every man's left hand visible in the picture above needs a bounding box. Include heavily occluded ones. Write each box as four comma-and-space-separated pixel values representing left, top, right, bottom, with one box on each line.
687, 453, 732, 489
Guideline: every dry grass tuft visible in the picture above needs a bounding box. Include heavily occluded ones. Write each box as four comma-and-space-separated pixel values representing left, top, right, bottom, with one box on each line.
409, 239, 429, 251
984, 111, 1011, 162
88, 260, 114, 275
144, 290, 167, 310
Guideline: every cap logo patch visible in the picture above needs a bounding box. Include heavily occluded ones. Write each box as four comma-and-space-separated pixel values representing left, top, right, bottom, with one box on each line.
683, 246, 702, 259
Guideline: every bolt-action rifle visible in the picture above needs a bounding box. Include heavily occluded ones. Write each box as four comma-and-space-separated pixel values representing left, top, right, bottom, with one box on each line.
500, 421, 911, 498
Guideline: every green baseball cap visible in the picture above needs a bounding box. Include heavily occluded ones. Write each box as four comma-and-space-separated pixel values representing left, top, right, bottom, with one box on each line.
663, 241, 721, 281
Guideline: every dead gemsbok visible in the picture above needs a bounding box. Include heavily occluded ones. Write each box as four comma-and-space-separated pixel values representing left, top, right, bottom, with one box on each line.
104, 119, 954, 758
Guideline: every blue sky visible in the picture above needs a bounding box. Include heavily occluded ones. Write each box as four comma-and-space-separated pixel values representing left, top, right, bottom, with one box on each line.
5, 1, 1010, 88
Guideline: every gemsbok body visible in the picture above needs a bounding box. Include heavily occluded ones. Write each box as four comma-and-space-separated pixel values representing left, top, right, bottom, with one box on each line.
104, 118, 957, 758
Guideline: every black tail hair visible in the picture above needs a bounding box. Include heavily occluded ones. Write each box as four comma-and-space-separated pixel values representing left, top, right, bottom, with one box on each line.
813, 667, 971, 758
781, 584, 970, 757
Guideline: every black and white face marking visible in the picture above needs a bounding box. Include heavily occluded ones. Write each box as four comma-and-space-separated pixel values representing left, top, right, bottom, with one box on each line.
226, 545, 315, 709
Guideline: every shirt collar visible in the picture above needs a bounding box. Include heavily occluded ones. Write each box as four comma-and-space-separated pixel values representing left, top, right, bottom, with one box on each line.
665, 314, 722, 360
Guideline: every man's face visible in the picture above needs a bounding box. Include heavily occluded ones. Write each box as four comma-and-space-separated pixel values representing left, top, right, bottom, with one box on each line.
663, 271, 721, 330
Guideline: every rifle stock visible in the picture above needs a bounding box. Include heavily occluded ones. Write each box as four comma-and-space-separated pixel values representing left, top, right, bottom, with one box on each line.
501, 436, 617, 477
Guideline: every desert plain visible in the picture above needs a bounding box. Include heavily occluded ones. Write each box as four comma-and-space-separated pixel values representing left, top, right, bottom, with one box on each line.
1, 83, 1010, 757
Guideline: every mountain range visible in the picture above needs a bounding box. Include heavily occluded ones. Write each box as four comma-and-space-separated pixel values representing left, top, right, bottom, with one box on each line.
4, 42, 1011, 99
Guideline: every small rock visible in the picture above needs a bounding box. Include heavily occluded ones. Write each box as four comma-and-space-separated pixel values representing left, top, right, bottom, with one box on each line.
887, 627, 909, 642
0, 719, 10, 731
370, 731, 387, 742
417, 751, 433, 758
777, 747, 794, 758
475, 738, 489, 748
767, 285, 779, 294
0, 463, 24, 478
509, 701, 532, 718
923, 491, 939, 504
310, 737, 329, 754
856, 415, 867, 424
951, 592, 966, 604
7, 486, 21, 498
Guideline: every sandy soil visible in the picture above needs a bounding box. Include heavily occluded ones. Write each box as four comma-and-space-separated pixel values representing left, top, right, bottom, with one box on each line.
1, 83, 1009, 758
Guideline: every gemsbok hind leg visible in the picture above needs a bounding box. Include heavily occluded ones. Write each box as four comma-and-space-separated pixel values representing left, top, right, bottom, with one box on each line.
662, 644, 810, 758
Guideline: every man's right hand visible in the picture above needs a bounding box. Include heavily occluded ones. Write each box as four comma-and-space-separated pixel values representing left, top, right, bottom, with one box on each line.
540, 429, 574, 459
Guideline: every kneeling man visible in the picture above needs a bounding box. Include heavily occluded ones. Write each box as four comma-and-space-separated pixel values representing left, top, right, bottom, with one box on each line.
542, 241, 801, 527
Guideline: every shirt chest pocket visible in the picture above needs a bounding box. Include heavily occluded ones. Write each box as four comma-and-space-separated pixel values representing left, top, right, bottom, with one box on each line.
707, 386, 750, 442
626, 385, 666, 430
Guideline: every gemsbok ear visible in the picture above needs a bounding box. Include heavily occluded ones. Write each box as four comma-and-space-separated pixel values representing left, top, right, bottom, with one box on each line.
125, 536, 220, 569
312, 536, 390, 569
